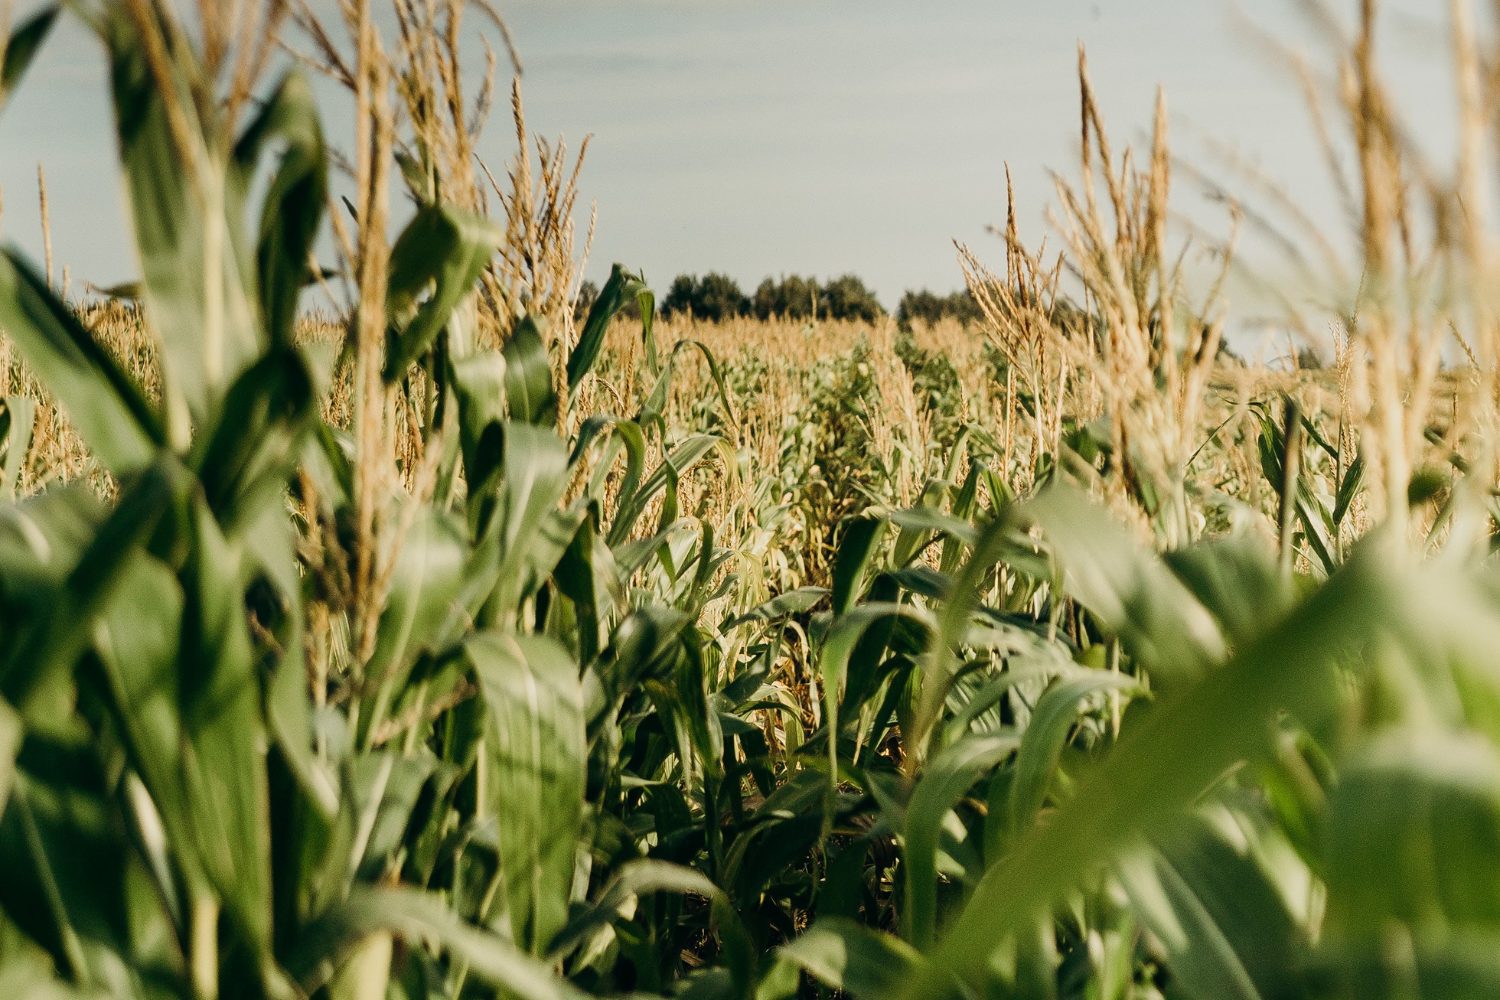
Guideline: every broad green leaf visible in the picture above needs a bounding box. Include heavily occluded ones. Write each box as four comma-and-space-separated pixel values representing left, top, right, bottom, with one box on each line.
362, 507, 469, 743
0, 738, 141, 995
493, 424, 576, 614
833, 516, 886, 615
636, 338, 738, 428
103, 8, 260, 425
189, 346, 316, 534
903, 733, 1017, 948
567, 263, 645, 394
553, 514, 623, 665
285, 886, 591, 1000
728, 586, 829, 626
1325, 728, 1500, 937
1313, 932, 1500, 1000
819, 602, 936, 815
1162, 536, 1288, 648
0, 485, 101, 612
232, 71, 327, 347
501, 315, 556, 427
1007, 673, 1139, 836
1118, 806, 1307, 1000
550, 858, 751, 980
0, 5, 58, 112
0, 950, 96, 1000
911, 539, 1398, 996
176, 498, 272, 953
1333, 450, 1365, 527
455, 422, 573, 624
1021, 486, 1226, 685
467, 632, 586, 954
909, 512, 1030, 756
779, 918, 944, 1000
610, 434, 721, 546
1, 460, 180, 715
383, 205, 503, 379
449, 348, 509, 496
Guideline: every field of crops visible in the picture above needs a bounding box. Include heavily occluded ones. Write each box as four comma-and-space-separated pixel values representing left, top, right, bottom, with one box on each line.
6, 2, 1500, 999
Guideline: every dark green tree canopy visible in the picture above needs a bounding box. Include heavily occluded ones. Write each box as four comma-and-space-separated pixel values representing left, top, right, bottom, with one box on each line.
896, 287, 983, 329
660, 272, 751, 321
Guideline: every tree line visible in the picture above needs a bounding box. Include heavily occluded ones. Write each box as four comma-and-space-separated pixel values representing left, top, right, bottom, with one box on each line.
574, 271, 985, 327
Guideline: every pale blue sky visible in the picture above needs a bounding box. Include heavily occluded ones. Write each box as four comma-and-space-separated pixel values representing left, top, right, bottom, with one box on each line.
0, 1, 1461, 308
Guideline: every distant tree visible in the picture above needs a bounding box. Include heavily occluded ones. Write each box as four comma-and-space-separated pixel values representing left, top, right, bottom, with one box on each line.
896, 289, 943, 328
661, 272, 750, 321
753, 274, 818, 320
819, 274, 884, 322
896, 287, 982, 329
661, 275, 696, 318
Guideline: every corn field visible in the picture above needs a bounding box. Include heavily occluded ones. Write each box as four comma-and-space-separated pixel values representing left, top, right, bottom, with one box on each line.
4, 2, 1500, 998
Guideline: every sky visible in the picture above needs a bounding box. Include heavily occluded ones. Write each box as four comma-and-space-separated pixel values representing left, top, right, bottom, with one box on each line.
0, 0, 1465, 311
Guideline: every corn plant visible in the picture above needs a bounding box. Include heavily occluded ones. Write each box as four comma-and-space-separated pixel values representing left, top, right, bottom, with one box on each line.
0, 5, 731, 998
8, 3, 1500, 1000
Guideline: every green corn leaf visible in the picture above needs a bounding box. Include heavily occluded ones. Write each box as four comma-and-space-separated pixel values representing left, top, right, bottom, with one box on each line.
457, 423, 574, 625
176, 498, 273, 954
0, 5, 58, 113
552, 513, 622, 665
1007, 673, 1140, 837
573, 416, 646, 514
833, 516, 887, 615
1117, 806, 1308, 1000
1311, 933, 1500, 999
232, 71, 327, 347
362, 507, 469, 743
0, 950, 98, 999
609, 434, 720, 546
1325, 729, 1500, 937
189, 346, 316, 535
0, 460, 181, 716
779, 918, 945, 1000
467, 632, 586, 954
0, 732, 143, 994
0, 252, 163, 475
383, 205, 503, 379
728, 586, 829, 626
0, 486, 102, 622
637, 338, 738, 428
285, 886, 592, 1000
1162, 536, 1289, 648
891, 481, 958, 567
906, 540, 1401, 997
549, 859, 750, 977
1021, 485, 1227, 685
90, 552, 234, 943
907, 512, 1030, 757
902, 733, 1018, 949
102, 8, 260, 426
500, 315, 556, 427
251, 504, 337, 818
449, 348, 509, 494
567, 263, 646, 394
1333, 450, 1366, 527
495, 425, 576, 612
819, 602, 937, 818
